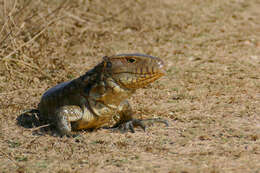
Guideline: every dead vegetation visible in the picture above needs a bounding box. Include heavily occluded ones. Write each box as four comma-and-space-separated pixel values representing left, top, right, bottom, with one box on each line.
0, 0, 260, 172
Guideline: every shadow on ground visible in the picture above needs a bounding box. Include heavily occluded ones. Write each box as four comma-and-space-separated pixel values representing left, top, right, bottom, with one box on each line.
16, 109, 55, 136
16, 109, 41, 128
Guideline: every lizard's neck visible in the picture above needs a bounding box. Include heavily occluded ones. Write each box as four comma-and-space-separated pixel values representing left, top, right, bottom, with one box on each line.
74, 63, 135, 108
72, 62, 105, 93
89, 76, 135, 108
80, 62, 104, 85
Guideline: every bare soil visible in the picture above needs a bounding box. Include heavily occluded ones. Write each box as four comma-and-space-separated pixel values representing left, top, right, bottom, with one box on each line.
0, 0, 260, 172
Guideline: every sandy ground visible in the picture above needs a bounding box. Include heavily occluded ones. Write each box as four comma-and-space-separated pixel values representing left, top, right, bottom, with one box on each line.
0, 0, 260, 172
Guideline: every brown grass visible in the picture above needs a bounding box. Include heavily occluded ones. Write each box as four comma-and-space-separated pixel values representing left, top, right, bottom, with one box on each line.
0, 0, 260, 172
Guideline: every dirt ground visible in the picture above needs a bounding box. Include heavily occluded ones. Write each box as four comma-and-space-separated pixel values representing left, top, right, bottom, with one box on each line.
0, 0, 260, 172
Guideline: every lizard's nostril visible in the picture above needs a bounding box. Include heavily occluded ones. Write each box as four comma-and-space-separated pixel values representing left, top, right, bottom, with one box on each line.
156, 59, 166, 75
158, 61, 164, 69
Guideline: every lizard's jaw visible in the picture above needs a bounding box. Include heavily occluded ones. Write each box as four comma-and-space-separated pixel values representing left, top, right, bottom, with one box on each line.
117, 72, 165, 89
106, 53, 166, 89
122, 57, 166, 89
112, 67, 166, 89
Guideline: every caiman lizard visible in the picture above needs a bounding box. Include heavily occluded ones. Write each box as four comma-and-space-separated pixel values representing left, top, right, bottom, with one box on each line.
38, 53, 168, 136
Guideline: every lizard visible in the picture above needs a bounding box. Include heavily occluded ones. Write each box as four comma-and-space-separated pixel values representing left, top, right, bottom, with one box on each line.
38, 53, 168, 136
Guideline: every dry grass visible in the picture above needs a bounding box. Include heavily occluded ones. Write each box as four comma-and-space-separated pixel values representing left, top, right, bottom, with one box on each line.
0, 0, 260, 172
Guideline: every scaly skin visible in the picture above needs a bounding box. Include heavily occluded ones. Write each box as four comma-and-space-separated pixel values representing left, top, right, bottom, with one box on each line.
38, 53, 167, 136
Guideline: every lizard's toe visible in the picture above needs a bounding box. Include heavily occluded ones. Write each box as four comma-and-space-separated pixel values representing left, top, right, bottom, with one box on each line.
111, 119, 146, 133
142, 118, 169, 127
66, 133, 81, 138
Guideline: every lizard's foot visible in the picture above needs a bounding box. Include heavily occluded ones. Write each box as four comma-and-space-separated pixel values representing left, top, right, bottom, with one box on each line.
55, 105, 83, 138
56, 114, 76, 137
141, 118, 169, 127
52, 130, 80, 138
111, 119, 146, 133
67, 133, 81, 138
111, 118, 168, 133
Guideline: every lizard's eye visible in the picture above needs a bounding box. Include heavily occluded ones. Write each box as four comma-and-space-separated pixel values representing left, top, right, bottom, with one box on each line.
126, 58, 136, 63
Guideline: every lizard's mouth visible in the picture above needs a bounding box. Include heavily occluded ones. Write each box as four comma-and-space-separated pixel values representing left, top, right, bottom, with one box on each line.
112, 65, 166, 76
112, 71, 165, 89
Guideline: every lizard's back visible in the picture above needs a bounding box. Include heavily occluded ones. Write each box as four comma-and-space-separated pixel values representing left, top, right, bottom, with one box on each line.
38, 80, 82, 121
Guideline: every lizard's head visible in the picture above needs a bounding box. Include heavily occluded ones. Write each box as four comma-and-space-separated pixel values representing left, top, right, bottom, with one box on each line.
103, 53, 166, 89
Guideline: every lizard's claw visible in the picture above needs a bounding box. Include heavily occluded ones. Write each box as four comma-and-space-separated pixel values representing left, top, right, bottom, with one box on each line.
142, 118, 169, 127
112, 119, 146, 133
107, 118, 169, 133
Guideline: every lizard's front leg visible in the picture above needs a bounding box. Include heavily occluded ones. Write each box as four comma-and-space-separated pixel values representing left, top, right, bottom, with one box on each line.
55, 105, 83, 137
112, 101, 168, 133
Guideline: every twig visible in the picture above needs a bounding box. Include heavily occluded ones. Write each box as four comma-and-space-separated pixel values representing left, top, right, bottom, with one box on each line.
98, 6, 129, 24
44, 0, 69, 19
1, 0, 69, 46
13, 0, 32, 17
29, 124, 50, 132
0, 0, 17, 41
0, 30, 12, 45
2, 15, 66, 61
65, 12, 87, 23
0, 0, 33, 46
4, 57, 52, 79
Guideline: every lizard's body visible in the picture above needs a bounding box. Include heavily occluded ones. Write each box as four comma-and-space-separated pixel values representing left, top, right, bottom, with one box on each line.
38, 54, 167, 136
